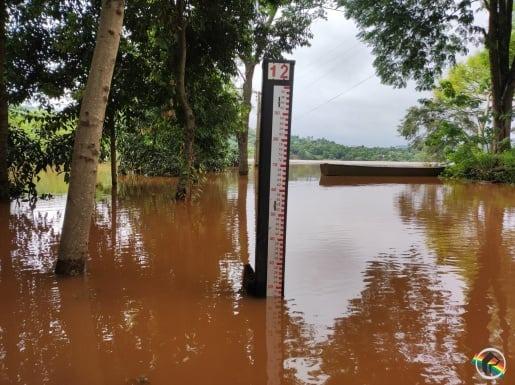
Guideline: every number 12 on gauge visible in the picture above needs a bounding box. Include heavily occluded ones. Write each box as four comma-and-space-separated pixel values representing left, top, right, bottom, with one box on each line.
268, 62, 291, 80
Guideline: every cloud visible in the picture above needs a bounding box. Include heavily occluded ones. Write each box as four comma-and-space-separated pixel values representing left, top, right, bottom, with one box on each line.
250, 10, 428, 147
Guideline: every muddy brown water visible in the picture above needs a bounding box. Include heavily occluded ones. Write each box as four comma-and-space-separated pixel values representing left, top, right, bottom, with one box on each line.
0, 164, 514, 385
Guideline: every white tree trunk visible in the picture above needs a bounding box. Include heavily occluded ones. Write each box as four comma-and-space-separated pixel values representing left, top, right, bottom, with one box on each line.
56, 0, 124, 275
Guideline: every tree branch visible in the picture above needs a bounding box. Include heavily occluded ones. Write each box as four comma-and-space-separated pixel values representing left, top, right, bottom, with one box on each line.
265, 5, 278, 28
236, 62, 245, 80
478, 26, 488, 41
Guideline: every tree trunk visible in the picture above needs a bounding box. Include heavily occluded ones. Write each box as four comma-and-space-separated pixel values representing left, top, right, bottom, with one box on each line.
0, 0, 8, 201
175, 0, 196, 200
108, 113, 117, 189
236, 6, 277, 175
237, 61, 255, 176
56, 0, 124, 276
479, 92, 490, 151
486, 0, 513, 152
492, 90, 514, 152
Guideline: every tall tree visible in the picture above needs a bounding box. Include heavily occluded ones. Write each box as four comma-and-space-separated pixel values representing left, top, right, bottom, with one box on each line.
56, 0, 124, 276
486, 1, 515, 151
44, 0, 160, 191
174, 0, 197, 199
338, 0, 514, 152
171, 0, 257, 197
40, 0, 252, 201
128, 0, 253, 198
236, 0, 326, 175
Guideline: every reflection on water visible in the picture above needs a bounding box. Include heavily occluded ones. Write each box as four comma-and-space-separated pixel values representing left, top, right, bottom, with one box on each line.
0, 165, 514, 385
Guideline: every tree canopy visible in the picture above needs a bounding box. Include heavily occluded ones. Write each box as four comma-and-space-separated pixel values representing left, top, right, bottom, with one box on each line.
338, 0, 513, 151
338, 0, 476, 90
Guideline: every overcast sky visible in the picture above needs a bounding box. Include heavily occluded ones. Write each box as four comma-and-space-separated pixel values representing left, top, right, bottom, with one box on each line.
249, 9, 428, 147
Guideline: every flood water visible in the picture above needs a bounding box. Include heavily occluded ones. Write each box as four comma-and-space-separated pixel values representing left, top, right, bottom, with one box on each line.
0, 164, 514, 385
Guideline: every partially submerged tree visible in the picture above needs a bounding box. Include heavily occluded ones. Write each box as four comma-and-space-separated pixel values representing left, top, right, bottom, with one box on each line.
173, 0, 258, 197
4, 1, 253, 201
42, 0, 161, 191
173, 0, 197, 199
56, 0, 124, 276
129, 0, 253, 198
236, 0, 327, 175
339, 0, 514, 152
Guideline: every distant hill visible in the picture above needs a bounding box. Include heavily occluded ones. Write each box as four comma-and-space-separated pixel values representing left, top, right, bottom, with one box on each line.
290, 136, 423, 161
247, 130, 424, 161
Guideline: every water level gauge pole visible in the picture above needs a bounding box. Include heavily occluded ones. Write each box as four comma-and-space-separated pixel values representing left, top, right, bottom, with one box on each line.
243, 59, 295, 298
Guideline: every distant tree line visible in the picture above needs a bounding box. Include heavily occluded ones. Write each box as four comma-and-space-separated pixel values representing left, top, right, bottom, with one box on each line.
288, 135, 422, 161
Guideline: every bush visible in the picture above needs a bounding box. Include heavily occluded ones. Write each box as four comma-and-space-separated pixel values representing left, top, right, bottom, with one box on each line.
7, 127, 46, 200
118, 119, 238, 177
118, 122, 183, 177
445, 144, 515, 183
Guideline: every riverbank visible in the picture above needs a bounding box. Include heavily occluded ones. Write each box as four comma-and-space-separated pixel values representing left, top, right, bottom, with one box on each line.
289, 160, 444, 167
288, 159, 514, 184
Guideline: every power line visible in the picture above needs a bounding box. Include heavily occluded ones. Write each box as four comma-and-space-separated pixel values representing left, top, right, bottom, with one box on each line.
295, 42, 359, 77
321, 6, 345, 13
295, 74, 375, 121
297, 44, 363, 89
295, 41, 348, 74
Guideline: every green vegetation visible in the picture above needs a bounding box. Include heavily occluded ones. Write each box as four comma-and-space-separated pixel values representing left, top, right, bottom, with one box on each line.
399, 47, 514, 183
445, 146, 515, 184
289, 135, 422, 161
0, 0, 512, 280
7, 108, 56, 200
1, 0, 328, 201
